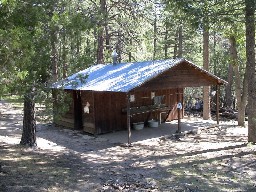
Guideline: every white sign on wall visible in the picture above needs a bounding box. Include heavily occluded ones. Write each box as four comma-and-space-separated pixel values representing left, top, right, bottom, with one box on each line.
84, 102, 90, 113
130, 95, 135, 102
177, 102, 182, 109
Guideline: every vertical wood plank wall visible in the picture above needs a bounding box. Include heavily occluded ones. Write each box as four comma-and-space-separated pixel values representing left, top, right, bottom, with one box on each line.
80, 91, 95, 134
55, 88, 183, 134
94, 92, 127, 134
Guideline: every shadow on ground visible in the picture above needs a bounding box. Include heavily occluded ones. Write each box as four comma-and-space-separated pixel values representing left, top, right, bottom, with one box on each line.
1, 101, 255, 192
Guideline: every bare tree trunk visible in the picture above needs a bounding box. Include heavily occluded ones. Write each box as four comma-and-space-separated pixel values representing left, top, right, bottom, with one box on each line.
50, 27, 58, 82
173, 28, 179, 58
203, 29, 211, 120
86, 36, 91, 55
245, 0, 256, 142
224, 63, 233, 108
93, 28, 98, 62
97, 27, 104, 64
153, 16, 157, 59
117, 30, 122, 63
229, 36, 248, 126
164, 23, 168, 59
97, 0, 107, 64
105, 25, 110, 50
213, 32, 217, 75
70, 31, 75, 61
129, 39, 132, 62
76, 31, 81, 55
178, 25, 183, 58
20, 91, 36, 147
62, 31, 67, 78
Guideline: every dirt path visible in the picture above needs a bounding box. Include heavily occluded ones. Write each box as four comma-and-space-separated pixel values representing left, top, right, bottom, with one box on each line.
1, 101, 256, 192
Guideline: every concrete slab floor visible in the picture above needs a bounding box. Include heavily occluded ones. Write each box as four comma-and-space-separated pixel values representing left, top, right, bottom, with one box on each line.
98, 117, 219, 144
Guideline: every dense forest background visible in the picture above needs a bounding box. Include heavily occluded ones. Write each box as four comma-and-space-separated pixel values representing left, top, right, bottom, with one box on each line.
0, 0, 255, 146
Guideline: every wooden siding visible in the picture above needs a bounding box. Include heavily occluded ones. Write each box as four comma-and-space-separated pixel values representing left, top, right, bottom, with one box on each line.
129, 88, 183, 125
94, 92, 127, 134
54, 89, 184, 134
134, 61, 220, 91
80, 91, 96, 134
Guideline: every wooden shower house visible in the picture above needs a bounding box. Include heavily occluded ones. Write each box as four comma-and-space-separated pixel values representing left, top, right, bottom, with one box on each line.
52, 58, 226, 136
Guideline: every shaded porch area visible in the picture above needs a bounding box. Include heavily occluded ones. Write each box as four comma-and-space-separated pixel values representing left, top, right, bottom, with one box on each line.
99, 117, 224, 144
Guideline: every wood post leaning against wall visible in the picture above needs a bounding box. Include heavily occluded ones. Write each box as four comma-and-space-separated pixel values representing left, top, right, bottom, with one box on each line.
127, 93, 131, 146
216, 85, 220, 125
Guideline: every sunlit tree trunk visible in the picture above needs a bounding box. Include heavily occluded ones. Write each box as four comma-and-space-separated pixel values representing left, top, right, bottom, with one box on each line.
50, 25, 59, 82
224, 63, 233, 108
129, 39, 132, 62
178, 25, 183, 58
229, 36, 248, 126
173, 28, 179, 58
164, 22, 168, 59
62, 30, 67, 78
245, 0, 256, 142
20, 91, 36, 147
203, 28, 211, 120
153, 16, 157, 59
97, 0, 107, 64
97, 26, 104, 64
50, 24, 59, 122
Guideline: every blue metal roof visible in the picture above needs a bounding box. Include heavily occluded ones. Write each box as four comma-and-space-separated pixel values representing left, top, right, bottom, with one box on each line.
52, 58, 225, 92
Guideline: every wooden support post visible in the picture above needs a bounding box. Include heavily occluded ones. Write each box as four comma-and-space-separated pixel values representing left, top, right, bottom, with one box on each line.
92, 91, 98, 136
216, 85, 220, 125
177, 102, 182, 133
127, 94, 132, 146
177, 108, 181, 133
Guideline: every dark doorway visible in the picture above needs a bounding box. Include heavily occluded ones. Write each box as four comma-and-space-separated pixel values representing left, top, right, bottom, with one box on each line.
73, 90, 83, 130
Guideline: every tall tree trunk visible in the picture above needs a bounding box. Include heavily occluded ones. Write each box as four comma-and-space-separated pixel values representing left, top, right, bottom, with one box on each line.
62, 31, 67, 78
50, 27, 58, 82
76, 31, 81, 55
97, 0, 107, 64
153, 16, 157, 59
50, 25, 59, 124
93, 28, 98, 61
20, 91, 36, 147
129, 39, 132, 62
70, 31, 75, 61
224, 63, 233, 108
245, 0, 256, 142
173, 28, 179, 58
229, 36, 248, 126
178, 25, 183, 58
97, 26, 104, 64
117, 30, 122, 63
213, 32, 217, 75
86, 36, 91, 55
105, 25, 110, 50
164, 22, 168, 59
203, 28, 211, 120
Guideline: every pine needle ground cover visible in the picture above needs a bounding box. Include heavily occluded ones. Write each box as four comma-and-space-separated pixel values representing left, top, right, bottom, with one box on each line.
1, 101, 256, 192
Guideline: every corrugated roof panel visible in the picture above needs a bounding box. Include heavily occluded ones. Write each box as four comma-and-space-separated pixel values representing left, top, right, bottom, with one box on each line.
52, 58, 183, 92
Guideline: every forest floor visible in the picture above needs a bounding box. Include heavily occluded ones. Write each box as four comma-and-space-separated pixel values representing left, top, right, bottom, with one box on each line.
1, 101, 256, 192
